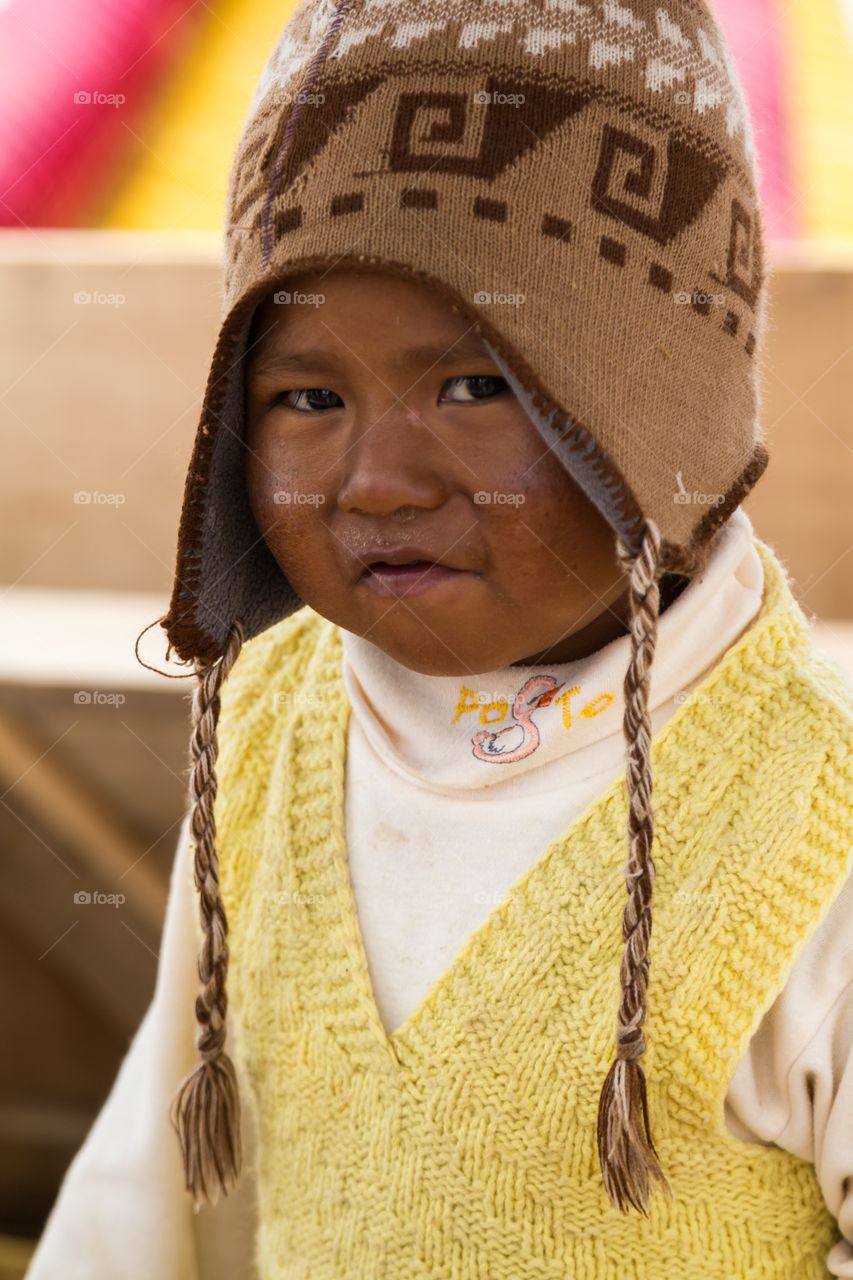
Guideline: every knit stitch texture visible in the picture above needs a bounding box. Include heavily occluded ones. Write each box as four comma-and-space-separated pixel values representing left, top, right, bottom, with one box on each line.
164, 0, 769, 664
207, 536, 853, 1278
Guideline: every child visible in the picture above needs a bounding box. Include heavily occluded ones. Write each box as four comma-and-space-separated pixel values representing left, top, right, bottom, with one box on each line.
27, 0, 853, 1276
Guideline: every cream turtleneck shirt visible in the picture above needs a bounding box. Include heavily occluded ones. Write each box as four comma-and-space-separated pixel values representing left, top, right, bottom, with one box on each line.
339, 505, 853, 1275
25, 507, 853, 1279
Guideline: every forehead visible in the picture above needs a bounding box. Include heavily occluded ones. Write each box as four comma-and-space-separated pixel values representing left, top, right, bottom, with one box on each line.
247, 270, 492, 369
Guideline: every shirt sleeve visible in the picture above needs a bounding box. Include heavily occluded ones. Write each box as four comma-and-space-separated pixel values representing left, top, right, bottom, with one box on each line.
725, 864, 853, 1277
24, 811, 260, 1280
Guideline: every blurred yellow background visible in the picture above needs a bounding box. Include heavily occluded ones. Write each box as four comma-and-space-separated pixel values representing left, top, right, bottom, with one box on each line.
2, 0, 853, 1272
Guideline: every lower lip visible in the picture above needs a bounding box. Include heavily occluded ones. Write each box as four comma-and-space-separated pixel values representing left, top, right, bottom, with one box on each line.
360, 562, 468, 598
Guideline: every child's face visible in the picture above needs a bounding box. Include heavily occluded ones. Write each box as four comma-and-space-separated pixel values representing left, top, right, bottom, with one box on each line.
244, 268, 630, 675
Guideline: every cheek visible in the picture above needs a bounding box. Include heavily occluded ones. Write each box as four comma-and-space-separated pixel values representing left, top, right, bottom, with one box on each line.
246, 426, 323, 517
244, 437, 326, 574
490, 457, 616, 597
477, 409, 581, 523
245, 440, 283, 532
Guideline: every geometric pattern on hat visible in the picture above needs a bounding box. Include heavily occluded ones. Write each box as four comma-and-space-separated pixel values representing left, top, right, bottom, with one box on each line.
164, 0, 769, 665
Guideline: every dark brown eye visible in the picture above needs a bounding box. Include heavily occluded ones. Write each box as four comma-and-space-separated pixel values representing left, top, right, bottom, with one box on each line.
274, 388, 343, 412
441, 375, 508, 403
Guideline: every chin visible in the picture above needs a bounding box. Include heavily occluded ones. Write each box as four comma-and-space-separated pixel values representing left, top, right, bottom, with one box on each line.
361, 624, 506, 678
405, 654, 498, 678
316, 586, 553, 676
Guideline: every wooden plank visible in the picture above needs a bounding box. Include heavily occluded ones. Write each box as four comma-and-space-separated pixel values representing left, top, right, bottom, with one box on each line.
0, 587, 188, 688
0, 711, 167, 932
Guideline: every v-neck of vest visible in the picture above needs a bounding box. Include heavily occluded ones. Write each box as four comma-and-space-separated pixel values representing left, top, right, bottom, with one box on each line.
294, 536, 805, 1076
327, 717, 628, 1070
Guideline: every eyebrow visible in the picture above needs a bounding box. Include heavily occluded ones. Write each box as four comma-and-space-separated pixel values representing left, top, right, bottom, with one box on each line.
248, 333, 494, 379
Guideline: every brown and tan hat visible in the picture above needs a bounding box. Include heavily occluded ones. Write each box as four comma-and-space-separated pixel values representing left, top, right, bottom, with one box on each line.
158, 0, 769, 1218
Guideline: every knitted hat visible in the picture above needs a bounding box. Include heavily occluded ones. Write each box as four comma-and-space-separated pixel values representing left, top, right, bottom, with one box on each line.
158, 0, 769, 1219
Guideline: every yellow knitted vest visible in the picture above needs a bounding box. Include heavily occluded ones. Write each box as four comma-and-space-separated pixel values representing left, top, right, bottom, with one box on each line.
212, 536, 853, 1278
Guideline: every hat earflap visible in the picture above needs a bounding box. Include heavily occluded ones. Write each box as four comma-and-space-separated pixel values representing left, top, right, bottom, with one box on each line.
170, 620, 245, 1209
596, 517, 675, 1216
167, 520, 676, 1213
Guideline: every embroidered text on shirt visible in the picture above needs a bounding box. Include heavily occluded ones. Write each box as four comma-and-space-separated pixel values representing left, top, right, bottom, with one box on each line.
451, 676, 615, 763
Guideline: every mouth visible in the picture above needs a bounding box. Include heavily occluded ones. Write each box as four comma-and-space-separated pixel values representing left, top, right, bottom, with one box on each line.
359, 559, 468, 599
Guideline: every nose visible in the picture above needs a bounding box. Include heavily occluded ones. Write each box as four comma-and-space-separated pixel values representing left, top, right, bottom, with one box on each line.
337, 401, 450, 515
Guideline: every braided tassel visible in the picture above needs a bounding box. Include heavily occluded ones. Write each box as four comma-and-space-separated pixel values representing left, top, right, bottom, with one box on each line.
170, 621, 245, 1209
596, 520, 674, 1215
